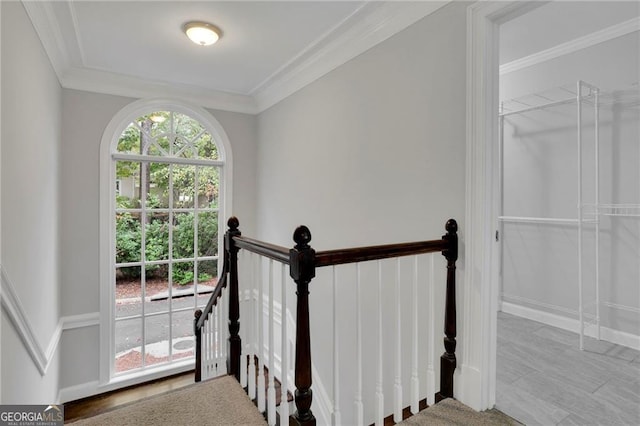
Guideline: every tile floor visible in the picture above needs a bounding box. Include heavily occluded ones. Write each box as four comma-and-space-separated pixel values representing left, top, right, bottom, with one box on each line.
496, 312, 640, 426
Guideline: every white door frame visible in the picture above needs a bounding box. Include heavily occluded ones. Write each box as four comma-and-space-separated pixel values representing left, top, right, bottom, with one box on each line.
463, 1, 542, 411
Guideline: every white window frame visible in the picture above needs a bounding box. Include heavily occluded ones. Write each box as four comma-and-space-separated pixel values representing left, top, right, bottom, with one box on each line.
99, 99, 233, 388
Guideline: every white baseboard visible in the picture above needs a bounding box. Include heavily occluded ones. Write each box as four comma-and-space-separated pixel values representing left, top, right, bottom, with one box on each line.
501, 301, 640, 351
57, 380, 100, 404
456, 363, 484, 411
62, 312, 100, 330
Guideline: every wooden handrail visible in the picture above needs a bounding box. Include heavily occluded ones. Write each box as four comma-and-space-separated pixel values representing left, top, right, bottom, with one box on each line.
233, 235, 290, 264
315, 239, 449, 267
195, 272, 227, 330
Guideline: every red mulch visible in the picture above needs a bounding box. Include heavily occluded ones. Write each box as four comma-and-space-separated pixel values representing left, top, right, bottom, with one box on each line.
116, 277, 218, 300
116, 349, 194, 372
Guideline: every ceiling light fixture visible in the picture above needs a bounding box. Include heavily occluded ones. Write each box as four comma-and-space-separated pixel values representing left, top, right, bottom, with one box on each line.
183, 21, 221, 46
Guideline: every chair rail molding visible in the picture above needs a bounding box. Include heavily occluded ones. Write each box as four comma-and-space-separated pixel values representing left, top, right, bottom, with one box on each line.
0, 267, 62, 376
1, 265, 101, 379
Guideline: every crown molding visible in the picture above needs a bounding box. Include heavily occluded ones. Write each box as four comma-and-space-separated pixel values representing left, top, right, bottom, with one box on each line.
500, 16, 640, 75
61, 67, 259, 114
21, 0, 72, 79
252, 1, 449, 112
23, 0, 449, 115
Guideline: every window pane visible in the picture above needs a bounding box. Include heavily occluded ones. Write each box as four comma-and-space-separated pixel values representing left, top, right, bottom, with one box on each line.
115, 317, 143, 373
116, 267, 142, 318
148, 112, 170, 138
197, 260, 218, 286
194, 133, 218, 160
115, 213, 141, 263
146, 162, 169, 209
145, 314, 170, 367
198, 212, 219, 257
116, 123, 141, 154
145, 213, 169, 261
172, 310, 195, 362
172, 261, 195, 286
174, 135, 195, 159
138, 118, 157, 156
172, 165, 195, 209
155, 135, 171, 156
115, 161, 140, 207
175, 112, 205, 141
197, 167, 219, 209
173, 213, 194, 259
145, 264, 170, 315
146, 140, 165, 156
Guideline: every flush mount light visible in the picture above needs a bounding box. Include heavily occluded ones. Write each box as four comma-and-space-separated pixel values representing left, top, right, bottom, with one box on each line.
183, 21, 221, 46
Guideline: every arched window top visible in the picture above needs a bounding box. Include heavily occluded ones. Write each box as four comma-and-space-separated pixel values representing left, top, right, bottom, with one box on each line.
105, 99, 232, 165
117, 111, 219, 160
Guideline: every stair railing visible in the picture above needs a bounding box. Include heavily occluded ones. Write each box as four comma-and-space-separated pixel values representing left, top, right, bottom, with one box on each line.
195, 217, 458, 426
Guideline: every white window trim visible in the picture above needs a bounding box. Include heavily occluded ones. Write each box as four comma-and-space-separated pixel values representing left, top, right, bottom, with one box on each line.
99, 98, 233, 387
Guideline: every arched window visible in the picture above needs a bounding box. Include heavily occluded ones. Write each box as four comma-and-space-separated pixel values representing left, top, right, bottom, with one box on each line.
100, 100, 232, 383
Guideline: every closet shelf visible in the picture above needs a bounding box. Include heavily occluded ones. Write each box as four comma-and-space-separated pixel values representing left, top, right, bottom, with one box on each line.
499, 216, 579, 225
499, 82, 598, 117
582, 204, 640, 217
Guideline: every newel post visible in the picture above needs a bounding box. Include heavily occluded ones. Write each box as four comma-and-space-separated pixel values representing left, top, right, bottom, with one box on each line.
436, 219, 458, 402
289, 226, 316, 426
226, 217, 242, 381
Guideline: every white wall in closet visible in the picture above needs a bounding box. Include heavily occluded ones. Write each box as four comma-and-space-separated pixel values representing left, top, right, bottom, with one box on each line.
499, 1, 640, 345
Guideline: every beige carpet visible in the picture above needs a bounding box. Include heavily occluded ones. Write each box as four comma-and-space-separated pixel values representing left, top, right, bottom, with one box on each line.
69, 375, 267, 426
399, 399, 522, 426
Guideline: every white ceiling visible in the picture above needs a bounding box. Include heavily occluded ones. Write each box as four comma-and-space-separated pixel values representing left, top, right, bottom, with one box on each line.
25, 1, 449, 113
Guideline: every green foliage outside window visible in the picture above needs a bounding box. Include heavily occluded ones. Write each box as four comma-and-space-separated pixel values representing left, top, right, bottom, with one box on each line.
115, 111, 220, 285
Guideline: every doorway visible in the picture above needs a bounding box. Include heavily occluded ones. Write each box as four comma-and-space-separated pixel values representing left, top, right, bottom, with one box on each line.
495, 2, 640, 424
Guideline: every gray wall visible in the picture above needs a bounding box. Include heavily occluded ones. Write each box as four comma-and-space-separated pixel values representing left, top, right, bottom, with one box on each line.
1, 1, 62, 403
256, 2, 467, 423
500, 27, 640, 337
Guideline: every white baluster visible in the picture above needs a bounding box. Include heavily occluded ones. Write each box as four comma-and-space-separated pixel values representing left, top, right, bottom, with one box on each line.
394, 258, 403, 423
258, 257, 266, 412
280, 263, 290, 421
268, 260, 276, 425
426, 255, 436, 406
375, 260, 384, 426
355, 263, 364, 426
219, 285, 227, 375
208, 309, 214, 378
214, 304, 220, 377
248, 253, 257, 399
240, 252, 248, 387
210, 311, 215, 378
212, 295, 217, 377
204, 313, 209, 379
411, 256, 419, 414
332, 266, 341, 426
211, 310, 216, 377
